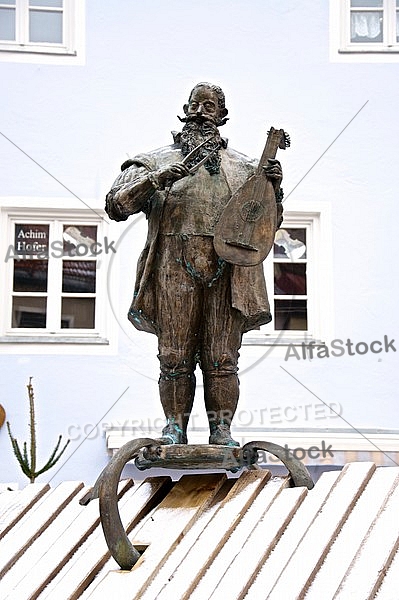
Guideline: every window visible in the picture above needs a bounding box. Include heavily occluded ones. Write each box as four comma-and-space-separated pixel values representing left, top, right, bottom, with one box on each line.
330, 0, 399, 62
0, 207, 114, 348
243, 205, 333, 348
0, 0, 85, 64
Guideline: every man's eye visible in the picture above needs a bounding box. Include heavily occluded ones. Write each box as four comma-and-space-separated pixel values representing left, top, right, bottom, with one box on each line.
190, 103, 198, 110
204, 103, 215, 111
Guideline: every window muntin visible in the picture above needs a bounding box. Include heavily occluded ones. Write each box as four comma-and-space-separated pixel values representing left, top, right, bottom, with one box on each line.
0, 0, 84, 61
341, 0, 399, 51
7, 219, 103, 336
243, 207, 332, 347
273, 227, 308, 333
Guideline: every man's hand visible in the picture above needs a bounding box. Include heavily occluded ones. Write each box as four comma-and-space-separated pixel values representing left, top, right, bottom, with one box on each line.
263, 158, 283, 187
155, 163, 191, 190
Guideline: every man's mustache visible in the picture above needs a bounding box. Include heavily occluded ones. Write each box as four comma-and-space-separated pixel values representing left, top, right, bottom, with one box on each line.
177, 114, 229, 126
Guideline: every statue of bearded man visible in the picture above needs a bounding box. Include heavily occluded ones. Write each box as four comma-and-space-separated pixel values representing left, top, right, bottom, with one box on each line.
105, 82, 283, 447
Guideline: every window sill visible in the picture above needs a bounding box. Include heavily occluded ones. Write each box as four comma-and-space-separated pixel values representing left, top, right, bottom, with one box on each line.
339, 47, 399, 54
242, 335, 323, 346
0, 335, 109, 345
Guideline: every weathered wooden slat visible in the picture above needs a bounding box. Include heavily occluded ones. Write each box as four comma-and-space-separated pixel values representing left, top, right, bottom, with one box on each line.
140, 480, 235, 600
334, 468, 399, 599
0, 481, 84, 578
189, 477, 288, 600
266, 462, 376, 600
209, 486, 307, 600
0, 483, 49, 540
37, 477, 172, 600
241, 469, 342, 600
1, 479, 132, 600
305, 467, 399, 599
154, 470, 271, 600
84, 473, 227, 600
374, 547, 399, 599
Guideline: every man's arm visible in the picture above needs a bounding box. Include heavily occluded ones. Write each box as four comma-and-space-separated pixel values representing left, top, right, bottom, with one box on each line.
105, 161, 190, 222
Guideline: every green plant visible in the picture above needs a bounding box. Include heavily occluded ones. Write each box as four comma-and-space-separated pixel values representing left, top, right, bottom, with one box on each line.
7, 377, 70, 483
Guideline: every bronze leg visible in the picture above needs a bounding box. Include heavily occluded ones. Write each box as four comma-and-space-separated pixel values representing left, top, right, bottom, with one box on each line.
155, 236, 202, 443
201, 264, 244, 447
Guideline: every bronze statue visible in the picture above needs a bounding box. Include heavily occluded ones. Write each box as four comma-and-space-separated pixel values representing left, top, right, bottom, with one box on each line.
105, 82, 284, 447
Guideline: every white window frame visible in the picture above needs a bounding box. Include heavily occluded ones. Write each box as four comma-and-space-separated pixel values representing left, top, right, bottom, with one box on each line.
0, 199, 118, 354
0, 0, 85, 64
243, 203, 333, 352
330, 0, 399, 62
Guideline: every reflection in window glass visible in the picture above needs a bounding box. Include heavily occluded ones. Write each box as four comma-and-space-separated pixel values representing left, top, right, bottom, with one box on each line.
62, 261, 96, 293
61, 298, 95, 329
13, 260, 48, 292
29, 0, 62, 6
0, 7, 16, 40
274, 228, 306, 260
350, 0, 382, 6
12, 297, 47, 328
274, 299, 307, 331
63, 225, 97, 257
29, 10, 62, 43
274, 263, 307, 295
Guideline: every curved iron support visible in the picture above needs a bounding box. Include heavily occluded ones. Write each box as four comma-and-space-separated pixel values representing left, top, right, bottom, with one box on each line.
91, 437, 161, 570
242, 441, 314, 490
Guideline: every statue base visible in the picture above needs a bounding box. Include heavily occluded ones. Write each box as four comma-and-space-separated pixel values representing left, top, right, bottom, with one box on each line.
135, 443, 256, 471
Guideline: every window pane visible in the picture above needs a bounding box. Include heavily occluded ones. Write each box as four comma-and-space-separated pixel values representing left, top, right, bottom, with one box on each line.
61, 298, 95, 329
0, 7, 15, 40
29, 9, 62, 43
12, 297, 47, 328
397, 10, 399, 41
29, 0, 62, 6
62, 261, 96, 293
274, 299, 307, 331
13, 259, 48, 292
351, 0, 382, 6
63, 225, 97, 257
14, 224, 49, 256
351, 11, 383, 42
274, 228, 306, 260
274, 263, 307, 295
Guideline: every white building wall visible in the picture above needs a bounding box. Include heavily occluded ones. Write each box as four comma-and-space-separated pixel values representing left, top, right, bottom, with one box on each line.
0, 0, 398, 486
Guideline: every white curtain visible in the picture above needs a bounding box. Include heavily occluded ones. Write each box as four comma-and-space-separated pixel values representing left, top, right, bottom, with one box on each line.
351, 12, 382, 39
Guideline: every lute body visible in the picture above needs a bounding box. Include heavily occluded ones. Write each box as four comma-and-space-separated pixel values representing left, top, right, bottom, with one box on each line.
214, 127, 289, 267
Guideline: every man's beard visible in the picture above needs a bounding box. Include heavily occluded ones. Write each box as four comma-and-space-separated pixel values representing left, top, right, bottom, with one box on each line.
180, 119, 222, 175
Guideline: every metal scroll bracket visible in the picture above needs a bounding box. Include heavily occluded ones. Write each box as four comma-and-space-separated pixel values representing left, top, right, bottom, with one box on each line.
83, 437, 314, 571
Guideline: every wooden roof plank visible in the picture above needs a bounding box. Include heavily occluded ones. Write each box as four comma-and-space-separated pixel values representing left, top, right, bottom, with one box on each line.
334, 468, 399, 599
139, 480, 235, 600
153, 470, 271, 600
209, 486, 307, 600
1, 480, 132, 600
374, 547, 399, 599
189, 477, 289, 600
244, 468, 342, 600
305, 466, 399, 599
0, 481, 84, 579
37, 476, 172, 600
265, 461, 376, 599
0, 483, 49, 540
0, 486, 91, 599
83, 473, 227, 600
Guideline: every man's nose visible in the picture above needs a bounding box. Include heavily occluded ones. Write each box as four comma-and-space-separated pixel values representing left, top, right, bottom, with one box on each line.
196, 104, 204, 114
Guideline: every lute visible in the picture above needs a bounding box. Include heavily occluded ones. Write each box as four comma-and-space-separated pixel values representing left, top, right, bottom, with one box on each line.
214, 127, 290, 267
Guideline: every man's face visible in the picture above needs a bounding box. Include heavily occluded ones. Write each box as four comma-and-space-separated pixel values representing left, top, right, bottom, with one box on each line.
185, 86, 221, 124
